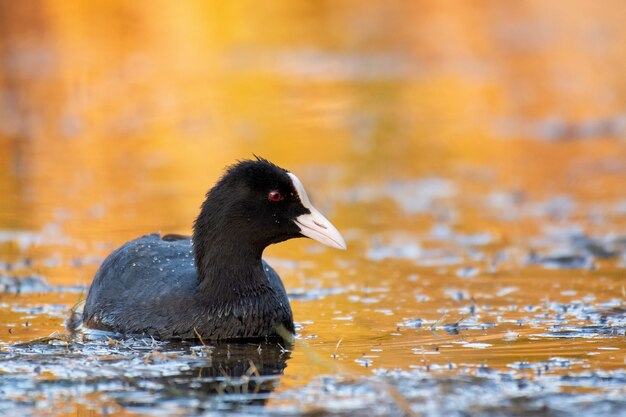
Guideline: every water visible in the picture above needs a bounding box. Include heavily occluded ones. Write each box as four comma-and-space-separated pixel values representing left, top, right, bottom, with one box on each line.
1, 1, 626, 416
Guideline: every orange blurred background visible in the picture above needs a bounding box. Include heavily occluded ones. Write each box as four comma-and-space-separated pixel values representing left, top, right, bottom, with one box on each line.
1, 1, 626, 410
1, 0, 625, 295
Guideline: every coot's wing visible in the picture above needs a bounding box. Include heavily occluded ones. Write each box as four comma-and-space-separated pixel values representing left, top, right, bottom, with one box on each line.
82, 234, 197, 336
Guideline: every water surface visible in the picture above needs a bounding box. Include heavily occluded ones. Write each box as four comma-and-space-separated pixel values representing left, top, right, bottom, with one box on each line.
1, 1, 626, 416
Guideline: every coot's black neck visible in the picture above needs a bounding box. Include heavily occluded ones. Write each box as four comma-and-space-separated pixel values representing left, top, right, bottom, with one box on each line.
192, 195, 269, 299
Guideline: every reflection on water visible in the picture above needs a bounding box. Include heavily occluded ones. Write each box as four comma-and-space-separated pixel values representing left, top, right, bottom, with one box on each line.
1, 1, 626, 416
0, 336, 290, 416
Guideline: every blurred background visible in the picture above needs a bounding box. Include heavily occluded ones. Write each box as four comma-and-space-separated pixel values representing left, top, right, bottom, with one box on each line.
1, 0, 626, 402
2, 2, 625, 247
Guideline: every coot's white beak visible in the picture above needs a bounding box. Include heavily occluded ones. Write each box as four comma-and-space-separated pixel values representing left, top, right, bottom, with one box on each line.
294, 206, 347, 250
288, 172, 347, 250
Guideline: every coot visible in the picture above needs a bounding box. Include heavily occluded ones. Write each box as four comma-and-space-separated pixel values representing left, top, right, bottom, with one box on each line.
82, 158, 345, 340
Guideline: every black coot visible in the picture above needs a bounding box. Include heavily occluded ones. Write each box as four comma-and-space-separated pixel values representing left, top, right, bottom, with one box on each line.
82, 158, 346, 340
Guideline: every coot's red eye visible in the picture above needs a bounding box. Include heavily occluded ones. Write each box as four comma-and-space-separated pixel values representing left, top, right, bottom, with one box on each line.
268, 190, 283, 202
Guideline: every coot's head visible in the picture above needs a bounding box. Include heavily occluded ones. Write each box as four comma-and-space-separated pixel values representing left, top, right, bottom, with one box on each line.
194, 158, 346, 254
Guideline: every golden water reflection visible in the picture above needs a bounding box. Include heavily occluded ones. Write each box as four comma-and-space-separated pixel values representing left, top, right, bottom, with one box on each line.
1, 1, 626, 416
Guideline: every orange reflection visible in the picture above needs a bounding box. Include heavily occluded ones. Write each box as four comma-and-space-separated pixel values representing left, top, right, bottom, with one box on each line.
1, 1, 626, 416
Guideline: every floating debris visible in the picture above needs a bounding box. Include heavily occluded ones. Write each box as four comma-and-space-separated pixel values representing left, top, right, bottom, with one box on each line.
398, 319, 424, 329
0, 336, 291, 416
0, 275, 52, 293
0, 275, 84, 294
456, 267, 479, 278
276, 368, 626, 417
527, 252, 594, 270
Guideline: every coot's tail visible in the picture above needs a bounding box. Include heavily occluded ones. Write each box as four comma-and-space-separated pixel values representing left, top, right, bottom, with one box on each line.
65, 299, 85, 335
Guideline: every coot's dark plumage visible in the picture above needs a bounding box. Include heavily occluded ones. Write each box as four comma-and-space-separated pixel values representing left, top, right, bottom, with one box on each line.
82, 158, 346, 340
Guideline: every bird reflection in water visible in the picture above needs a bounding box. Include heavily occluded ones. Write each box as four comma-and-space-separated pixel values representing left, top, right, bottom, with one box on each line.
128, 340, 293, 410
